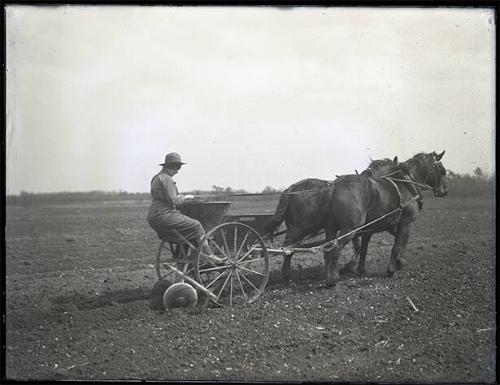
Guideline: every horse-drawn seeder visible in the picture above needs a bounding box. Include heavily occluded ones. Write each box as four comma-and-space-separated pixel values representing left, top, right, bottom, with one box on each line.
155, 151, 448, 308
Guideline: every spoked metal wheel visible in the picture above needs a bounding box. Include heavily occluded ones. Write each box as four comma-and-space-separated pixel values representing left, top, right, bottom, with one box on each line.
156, 241, 195, 283
194, 222, 270, 307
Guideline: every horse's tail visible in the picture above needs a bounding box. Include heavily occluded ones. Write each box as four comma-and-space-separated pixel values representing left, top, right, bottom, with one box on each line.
264, 178, 333, 240
264, 190, 292, 238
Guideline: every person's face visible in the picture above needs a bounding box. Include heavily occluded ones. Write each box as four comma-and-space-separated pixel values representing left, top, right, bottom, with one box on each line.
165, 164, 182, 176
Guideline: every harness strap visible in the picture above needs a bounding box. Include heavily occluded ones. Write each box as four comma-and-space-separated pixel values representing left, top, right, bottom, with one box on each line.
406, 170, 426, 197
189, 184, 335, 199
381, 174, 423, 211
317, 194, 422, 253
378, 170, 433, 192
273, 173, 426, 251
382, 177, 403, 208
381, 177, 404, 235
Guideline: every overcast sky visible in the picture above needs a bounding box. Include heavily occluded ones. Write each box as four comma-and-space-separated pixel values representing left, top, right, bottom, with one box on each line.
6, 6, 495, 194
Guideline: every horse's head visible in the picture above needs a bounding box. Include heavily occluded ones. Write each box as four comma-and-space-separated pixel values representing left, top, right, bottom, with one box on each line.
362, 156, 399, 177
410, 151, 448, 197
429, 156, 448, 197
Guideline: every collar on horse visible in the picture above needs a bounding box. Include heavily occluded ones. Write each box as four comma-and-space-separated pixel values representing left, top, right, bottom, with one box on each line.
379, 172, 424, 210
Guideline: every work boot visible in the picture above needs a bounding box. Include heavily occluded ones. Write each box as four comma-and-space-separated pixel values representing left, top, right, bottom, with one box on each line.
199, 252, 228, 266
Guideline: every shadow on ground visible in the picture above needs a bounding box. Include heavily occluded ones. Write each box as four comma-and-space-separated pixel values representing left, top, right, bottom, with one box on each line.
49, 287, 152, 310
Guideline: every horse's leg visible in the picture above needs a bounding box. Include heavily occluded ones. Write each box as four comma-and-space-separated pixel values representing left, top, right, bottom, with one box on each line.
323, 228, 339, 287
387, 225, 411, 277
281, 228, 297, 282
339, 236, 360, 275
323, 250, 332, 286
324, 248, 341, 287
395, 225, 412, 270
324, 249, 342, 285
357, 233, 373, 276
325, 229, 354, 286
282, 254, 292, 282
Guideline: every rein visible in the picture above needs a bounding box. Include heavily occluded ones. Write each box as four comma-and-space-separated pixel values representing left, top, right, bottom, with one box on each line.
271, 173, 423, 249
187, 185, 334, 199
314, 194, 423, 253
268, 156, 444, 252
379, 170, 436, 194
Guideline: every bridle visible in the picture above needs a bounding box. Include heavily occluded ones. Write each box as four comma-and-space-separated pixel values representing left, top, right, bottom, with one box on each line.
380, 171, 431, 193
379, 160, 444, 196
423, 161, 446, 196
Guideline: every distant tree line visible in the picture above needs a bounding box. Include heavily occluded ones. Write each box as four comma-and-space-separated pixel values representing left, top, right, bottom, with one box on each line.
188, 185, 282, 196
5, 169, 493, 206
445, 167, 495, 197
5, 185, 284, 206
188, 185, 252, 196
5, 190, 151, 206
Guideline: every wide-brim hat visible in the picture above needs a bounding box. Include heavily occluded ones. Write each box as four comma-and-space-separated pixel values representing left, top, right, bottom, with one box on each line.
159, 152, 186, 166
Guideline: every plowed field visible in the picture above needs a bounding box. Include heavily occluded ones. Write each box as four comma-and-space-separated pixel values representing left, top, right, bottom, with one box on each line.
4, 195, 496, 382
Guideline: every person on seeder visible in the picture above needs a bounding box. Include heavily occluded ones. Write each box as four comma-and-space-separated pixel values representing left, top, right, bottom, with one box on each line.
147, 152, 224, 262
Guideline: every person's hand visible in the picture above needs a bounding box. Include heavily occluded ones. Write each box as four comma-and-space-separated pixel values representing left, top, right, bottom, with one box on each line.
184, 194, 195, 200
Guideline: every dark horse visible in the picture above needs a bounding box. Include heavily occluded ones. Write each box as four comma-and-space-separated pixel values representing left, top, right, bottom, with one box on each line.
324, 151, 448, 286
264, 157, 399, 281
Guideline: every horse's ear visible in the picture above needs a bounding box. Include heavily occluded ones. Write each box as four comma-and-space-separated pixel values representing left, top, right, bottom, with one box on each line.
435, 150, 445, 161
392, 156, 398, 165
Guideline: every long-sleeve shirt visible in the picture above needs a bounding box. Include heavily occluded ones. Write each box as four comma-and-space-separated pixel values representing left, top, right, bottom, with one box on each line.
149, 172, 185, 215
147, 171, 204, 242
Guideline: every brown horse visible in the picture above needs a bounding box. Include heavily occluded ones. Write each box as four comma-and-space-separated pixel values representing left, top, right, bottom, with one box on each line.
324, 151, 448, 286
264, 157, 398, 281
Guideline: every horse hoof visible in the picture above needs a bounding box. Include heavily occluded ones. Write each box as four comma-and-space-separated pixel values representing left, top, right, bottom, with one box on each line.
340, 261, 357, 275
325, 276, 338, 287
357, 269, 366, 277
387, 270, 395, 278
395, 258, 406, 270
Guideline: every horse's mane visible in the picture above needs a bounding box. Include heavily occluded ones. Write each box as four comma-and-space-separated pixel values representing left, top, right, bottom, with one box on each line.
410, 153, 429, 161
404, 153, 434, 173
362, 157, 398, 177
367, 157, 394, 168
393, 162, 412, 176
368, 157, 412, 178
